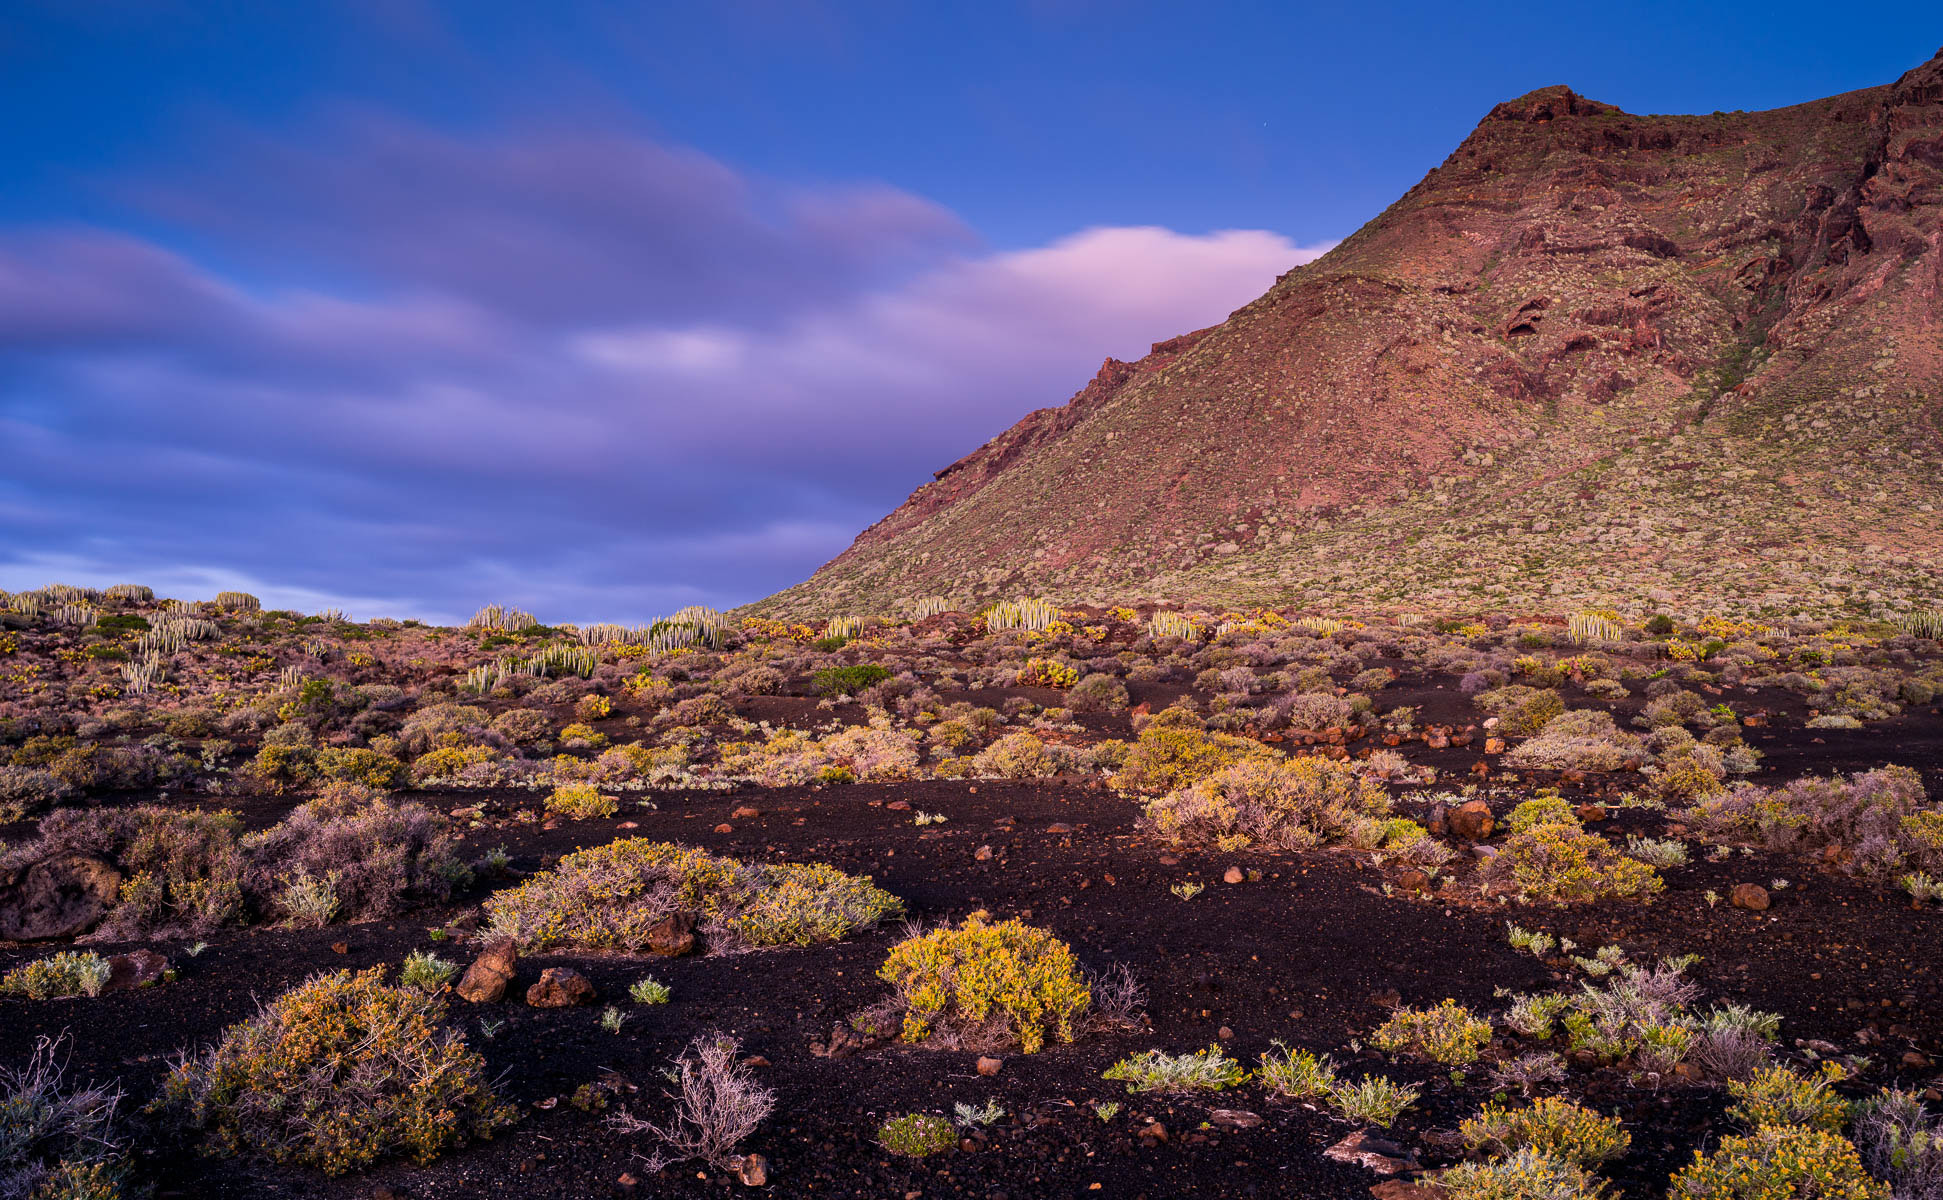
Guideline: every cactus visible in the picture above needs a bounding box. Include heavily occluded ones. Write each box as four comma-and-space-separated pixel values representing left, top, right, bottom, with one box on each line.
105, 583, 154, 603
1568, 611, 1627, 644
51, 604, 97, 629
1148, 611, 1201, 641
121, 652, 168, 696
1902, 608, 1943, 639
909, 596, 953, 620
215, 591, 261, 612
825, 615, 866, 641
985, 597, 1059, 634
1291, 616, 1346, 637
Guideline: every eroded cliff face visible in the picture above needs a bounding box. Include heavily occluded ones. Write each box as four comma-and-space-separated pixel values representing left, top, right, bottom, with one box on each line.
760, 50, 1943, 619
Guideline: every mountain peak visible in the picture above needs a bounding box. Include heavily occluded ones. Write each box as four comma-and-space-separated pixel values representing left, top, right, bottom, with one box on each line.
759, 56, 1943, 622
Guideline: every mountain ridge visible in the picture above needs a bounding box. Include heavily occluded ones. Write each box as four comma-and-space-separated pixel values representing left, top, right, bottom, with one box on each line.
758, 49, 1943, 620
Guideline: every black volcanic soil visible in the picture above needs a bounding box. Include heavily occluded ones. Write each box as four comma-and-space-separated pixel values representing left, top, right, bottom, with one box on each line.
4, 708, 1941, 1200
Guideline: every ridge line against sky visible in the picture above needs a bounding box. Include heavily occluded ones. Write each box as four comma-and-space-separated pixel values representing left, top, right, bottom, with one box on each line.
1, 3, 1935, 624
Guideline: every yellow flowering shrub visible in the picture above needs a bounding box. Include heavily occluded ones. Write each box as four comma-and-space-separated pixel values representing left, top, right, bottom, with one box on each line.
1371, 999, 1493, 1065
1669, 1125, 1886, 1200
154, 967, 516, 1174
1726, 1064, 1851, 1133
545, 782, 617, 819
1017, 657, 1079, 688
1483, 824, 1663, 904
409, 744, 500, 783
1111, 709, 1273, 795
1144, 755, 1390, 851
482, 839, 901, 952
1460, 1096, 1630, 1166
877, 915, 1091, 1054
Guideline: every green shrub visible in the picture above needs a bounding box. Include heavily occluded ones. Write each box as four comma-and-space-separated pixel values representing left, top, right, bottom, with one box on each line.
1442, 1148, 1610, 1200
629, 977, 670, 1005
1726, 1064, 1851, 1133
1371, 999, 1493, 1065
812, 664, 891, 696
154, 967, 516, 1174
1483, 824, 1663, 904
545, 783, 617, 819
1102, 1045, 1248, 1093
1144, 755, 1391, 851
314, 747, 407, 788
1257, 1043, 1337, 1098
0, 951, 113, 1000
878, 1112, 956, 1157
1460, 1097, 1630, 1167
398, 950, 458, 994
1326, 1075, 1420, 1128
483, 839, 901, 953
877, 915, 1090, 1054
0, 1036, 135, 1200
1669, 1124, 1886, 1200
1506, 793, 1580, 835
1110, 708, 1272, 794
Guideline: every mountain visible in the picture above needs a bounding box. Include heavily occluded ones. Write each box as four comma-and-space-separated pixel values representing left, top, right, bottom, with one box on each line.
760, 50, 1943, 620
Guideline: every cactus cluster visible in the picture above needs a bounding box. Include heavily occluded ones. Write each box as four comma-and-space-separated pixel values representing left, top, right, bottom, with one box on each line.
51, 604, 98, 629
467, 603, 539, 632
1903, 609, 1943, 639
122, 652, 168, 696
908, 595, 953, 620
105, 583, 155, 603
985, 597, 1059, 634
1569, 611, 1627, 644
215, 591, 261, 612
138, 612, 219, 655
1148, 611, 1200, 641
824, 615, 866, 641
1291, 616, 1347, 637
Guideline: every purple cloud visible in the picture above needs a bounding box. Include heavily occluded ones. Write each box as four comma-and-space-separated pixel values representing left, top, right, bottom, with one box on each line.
1, 118, 1330, 621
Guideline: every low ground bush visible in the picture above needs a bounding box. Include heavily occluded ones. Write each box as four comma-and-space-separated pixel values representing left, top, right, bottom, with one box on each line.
878, 1112, 957, 1157
1476, 686, 1566, 735
1440, 1147, 1608, 1200
15, 806, 247, 939
545, 782, 618, 819
1686, 765, 1942, 876
0, 1036, 134, 1200
608, 1034, 774, 1171
0, 951, 113, 1000
1103, 1045, 1247, 1093
1110, 708, 1272, 794
1460, 1097, 1630, 1167
875, 915, 1090, 1054
484, 839, 901, 952
1668, 1124, 1885, 1199
155, 967, 516, 1174
1371, 999, 1493, 1065
241, 790, 469, 924
1143, 755, 1391, 851
1504, 709, 1642, 771
1326, 1075, 1420, 1128
1725, 1064, 1850, 1133
812, 664, 891, 696
1482, 822, 1663, 904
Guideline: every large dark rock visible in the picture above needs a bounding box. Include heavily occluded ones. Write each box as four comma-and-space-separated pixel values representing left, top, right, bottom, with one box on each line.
0, 853, 123, 941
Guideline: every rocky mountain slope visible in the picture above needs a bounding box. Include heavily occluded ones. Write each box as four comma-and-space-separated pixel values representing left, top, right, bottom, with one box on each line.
761, 50, 1943, 620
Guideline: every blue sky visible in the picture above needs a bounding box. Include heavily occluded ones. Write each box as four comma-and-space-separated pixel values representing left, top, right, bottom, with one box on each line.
2, 2, 1935, 623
